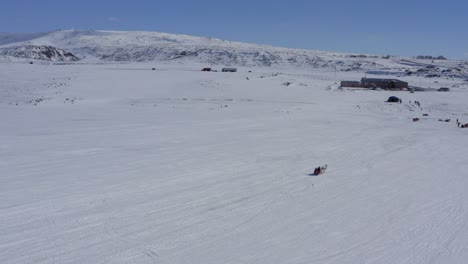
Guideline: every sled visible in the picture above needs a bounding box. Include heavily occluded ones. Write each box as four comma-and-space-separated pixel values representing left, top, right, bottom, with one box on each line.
313, 164, 328, 175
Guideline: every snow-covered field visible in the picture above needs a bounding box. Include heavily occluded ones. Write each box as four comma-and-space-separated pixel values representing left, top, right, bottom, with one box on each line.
1, 61, 468, 264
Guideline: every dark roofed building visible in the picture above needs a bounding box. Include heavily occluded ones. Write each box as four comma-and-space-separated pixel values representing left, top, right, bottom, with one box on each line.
361, 78, 408, 90
340, 81, 363, 88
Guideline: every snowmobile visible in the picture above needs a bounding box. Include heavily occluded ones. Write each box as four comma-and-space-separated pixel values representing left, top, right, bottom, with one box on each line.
313, 164, 328, 175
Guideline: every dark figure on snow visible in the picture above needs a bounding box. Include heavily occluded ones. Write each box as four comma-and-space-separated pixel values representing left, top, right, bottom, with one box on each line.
314, 167, 321, 175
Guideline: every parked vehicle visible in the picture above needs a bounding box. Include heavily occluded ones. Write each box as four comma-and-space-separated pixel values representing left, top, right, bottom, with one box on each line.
222, 68, 237, 72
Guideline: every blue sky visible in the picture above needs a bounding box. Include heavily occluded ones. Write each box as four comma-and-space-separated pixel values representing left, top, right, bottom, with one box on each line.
1, 0, 467, 59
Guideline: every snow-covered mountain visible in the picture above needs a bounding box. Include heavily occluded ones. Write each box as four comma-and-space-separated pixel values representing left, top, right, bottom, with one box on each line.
0, 30, 337, 66
0, 30, 467, 78
0, 32, 50, 46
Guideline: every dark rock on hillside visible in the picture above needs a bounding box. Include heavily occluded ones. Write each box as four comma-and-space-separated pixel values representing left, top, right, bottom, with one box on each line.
0, 45, 80, 61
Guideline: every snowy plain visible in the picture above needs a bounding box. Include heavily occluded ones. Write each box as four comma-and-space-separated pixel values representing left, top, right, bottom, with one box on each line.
1, 60, 468, 264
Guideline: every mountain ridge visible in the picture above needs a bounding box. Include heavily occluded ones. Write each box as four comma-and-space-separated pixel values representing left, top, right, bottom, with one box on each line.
0, 29, 377, 66
0, 30, 466, 80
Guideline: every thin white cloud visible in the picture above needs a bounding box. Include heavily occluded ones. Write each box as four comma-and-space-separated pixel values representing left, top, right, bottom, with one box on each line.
108, 17, 120, 23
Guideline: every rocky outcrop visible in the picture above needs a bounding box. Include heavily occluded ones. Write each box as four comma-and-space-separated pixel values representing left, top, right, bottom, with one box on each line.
0, 45, 80, 61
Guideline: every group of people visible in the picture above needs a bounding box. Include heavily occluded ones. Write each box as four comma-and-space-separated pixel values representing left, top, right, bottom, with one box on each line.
456, 119, 467, 128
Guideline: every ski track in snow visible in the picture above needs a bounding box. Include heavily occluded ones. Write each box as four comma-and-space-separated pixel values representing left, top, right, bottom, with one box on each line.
1, 62, 468, 264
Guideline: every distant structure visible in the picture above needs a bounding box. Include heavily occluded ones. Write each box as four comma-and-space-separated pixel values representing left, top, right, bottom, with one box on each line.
341, 77, 409, 90
340, 81, 361, 88
201, 68, 212, 72
222, 67, 237, 72
361, 78, 408, 90
438, 87, 450, 92
416, 55, 447, 60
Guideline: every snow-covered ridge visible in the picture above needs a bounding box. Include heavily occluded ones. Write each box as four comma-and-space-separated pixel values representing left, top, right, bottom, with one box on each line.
0, 31, 51, 46
0, 30, 333, 66
1, 30, 467, 77
0, 30, 377, 68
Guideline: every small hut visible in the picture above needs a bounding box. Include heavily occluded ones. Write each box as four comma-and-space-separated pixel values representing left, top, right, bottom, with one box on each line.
387, 96, 401, 103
